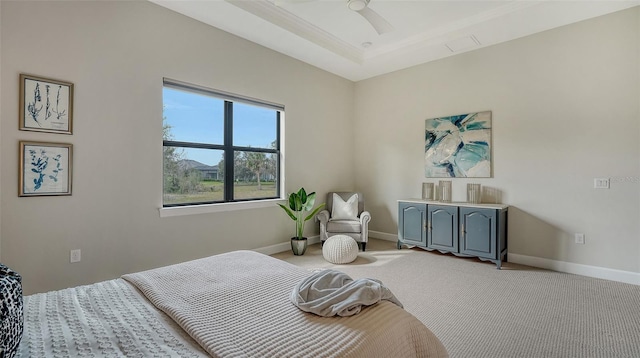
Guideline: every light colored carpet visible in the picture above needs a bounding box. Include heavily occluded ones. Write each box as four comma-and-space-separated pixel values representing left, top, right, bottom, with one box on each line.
272, 239, 640, 358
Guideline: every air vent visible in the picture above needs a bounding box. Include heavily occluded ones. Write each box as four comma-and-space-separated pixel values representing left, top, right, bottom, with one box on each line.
445, 35, 481, 53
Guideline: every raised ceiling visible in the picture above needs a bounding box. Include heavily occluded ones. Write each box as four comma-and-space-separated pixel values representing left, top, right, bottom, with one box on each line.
150, 0, 639, 81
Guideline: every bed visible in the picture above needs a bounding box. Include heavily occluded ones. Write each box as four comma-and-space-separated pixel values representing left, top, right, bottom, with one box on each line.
14, 250, 448, 357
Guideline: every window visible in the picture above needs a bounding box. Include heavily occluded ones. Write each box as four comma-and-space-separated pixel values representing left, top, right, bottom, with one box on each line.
162, 79, 282, 207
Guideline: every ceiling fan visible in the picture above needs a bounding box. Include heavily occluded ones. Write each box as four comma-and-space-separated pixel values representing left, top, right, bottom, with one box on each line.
277, 0, 394, 35
345, 0, 394, 35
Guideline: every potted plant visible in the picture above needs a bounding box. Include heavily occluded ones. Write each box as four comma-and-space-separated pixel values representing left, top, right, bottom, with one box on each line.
278, 187, 325, 255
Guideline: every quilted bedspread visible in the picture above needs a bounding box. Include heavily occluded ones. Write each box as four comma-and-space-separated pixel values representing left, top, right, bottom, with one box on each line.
17, 279, 208, 357
123, 250, 448, 358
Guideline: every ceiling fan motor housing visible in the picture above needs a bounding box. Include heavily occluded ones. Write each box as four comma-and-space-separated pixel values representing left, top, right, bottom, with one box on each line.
347, 0, 370, 12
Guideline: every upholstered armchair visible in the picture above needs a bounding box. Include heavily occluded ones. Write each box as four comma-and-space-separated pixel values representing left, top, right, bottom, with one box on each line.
316, 192, 371, 251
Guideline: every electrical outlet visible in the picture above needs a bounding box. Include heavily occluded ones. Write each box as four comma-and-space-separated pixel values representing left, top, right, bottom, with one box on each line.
70, 249, 81, 263
574, 233, 585, 245
594, 178, 610, 189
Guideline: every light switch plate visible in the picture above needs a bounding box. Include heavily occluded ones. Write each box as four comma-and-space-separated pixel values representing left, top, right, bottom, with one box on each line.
70, 249, 81, 263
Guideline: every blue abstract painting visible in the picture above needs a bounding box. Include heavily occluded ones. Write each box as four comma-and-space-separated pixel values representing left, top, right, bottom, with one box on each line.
425, 111, 491, 178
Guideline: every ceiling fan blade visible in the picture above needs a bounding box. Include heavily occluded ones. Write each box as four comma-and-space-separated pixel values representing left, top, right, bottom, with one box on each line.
274, 0, 315, 6
356, 6, 394, 34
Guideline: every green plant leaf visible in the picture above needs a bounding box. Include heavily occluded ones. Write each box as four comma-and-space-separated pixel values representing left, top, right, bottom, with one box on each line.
288, 193, 299, 211
278, 204, 297, 221
293, 193, 303, 211
298, 188, 307, 205
304, 203, 325, 222
302, 192, 316, 211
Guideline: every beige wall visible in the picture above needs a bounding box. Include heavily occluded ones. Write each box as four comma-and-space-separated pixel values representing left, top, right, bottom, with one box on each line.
2, 2, 639, 294
354, 8, 640, 273
0, 1, 355, 294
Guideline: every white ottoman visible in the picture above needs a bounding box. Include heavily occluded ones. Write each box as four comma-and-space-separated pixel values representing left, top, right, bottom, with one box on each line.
322, 235, 359, 264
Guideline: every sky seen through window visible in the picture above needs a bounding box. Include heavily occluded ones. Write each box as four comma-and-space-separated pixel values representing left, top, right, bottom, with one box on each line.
163, 87, 277, 167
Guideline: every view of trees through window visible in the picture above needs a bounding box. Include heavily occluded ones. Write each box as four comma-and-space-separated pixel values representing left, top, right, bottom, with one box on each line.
162, 82, 280, 206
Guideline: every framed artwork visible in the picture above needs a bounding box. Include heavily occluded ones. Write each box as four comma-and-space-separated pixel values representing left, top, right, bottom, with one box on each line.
19, 74, 73, 134
19, 141, 72, 197
425, 111, 492, 178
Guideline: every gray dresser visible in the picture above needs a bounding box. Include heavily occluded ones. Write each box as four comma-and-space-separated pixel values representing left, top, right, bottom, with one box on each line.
398, 199, 508, 269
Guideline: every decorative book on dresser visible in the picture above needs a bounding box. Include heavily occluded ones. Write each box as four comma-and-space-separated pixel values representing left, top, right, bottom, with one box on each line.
397, 199, 508, 269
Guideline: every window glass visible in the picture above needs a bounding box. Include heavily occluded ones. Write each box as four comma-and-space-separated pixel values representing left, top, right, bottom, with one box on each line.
233, 150, 278, 200
163, 147, 224, 205
233, 102, 277, 149
163, 87, 224, 145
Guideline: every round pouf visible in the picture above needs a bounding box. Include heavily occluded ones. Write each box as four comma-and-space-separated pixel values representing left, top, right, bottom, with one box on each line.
322, 235, 359, 264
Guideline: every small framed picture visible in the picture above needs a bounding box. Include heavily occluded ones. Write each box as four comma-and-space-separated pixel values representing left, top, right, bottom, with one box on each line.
19, 74, 73, 134
19, 141, 72, 197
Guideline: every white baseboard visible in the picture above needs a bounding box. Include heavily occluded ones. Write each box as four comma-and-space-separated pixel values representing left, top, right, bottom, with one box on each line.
255, 232, 396, 255
370, 230, 640, 286
369, 230, 397, 242
253, 236, 320, 256
258, 232, 640, 286
258, 232, 396, 255
507, 253, 640, 286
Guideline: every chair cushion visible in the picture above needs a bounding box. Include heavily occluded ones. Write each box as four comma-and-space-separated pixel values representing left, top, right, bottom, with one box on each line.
327, 219, 361, 233
0, 263, 24, 358
322, 235, 359, 264
331, 193, 358, 220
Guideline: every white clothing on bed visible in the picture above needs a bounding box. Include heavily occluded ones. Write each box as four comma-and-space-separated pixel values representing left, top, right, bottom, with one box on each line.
290, 269, 403, 317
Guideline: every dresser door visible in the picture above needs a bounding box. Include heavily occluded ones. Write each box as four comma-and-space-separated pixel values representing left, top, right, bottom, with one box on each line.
460, 207, 497, 259
427, 205, 458, 252
398, 202, 427, 246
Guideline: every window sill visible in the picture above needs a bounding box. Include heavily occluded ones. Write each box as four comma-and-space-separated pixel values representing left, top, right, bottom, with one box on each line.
159, 198, 285, 218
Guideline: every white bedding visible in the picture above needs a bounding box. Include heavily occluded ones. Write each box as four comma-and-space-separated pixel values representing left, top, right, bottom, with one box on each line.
19, 250, 448, 357
290, 268, 404, 317
17, 279, 208, 357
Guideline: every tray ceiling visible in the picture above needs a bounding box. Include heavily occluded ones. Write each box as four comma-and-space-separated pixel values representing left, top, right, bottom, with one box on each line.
150, 0, 639, 81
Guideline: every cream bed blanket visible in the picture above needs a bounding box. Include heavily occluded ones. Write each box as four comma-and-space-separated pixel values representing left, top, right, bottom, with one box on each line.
123, 250, 448, 358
